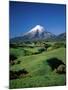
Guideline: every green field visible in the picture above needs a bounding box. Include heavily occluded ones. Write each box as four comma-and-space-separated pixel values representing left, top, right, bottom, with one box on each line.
10, 42, 66, 89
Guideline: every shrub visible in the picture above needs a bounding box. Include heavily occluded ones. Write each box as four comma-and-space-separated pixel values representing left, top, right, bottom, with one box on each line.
38, 48, 45, 53
52, 42, 65, 49
25, 41, 32, 44
10, 53, 17, 61
47, 57, 65, 70
10, 69, 28, 80
17, 69, 28, 75
55, 64, 66, 74
10, 71, 18, 80
33, 52, 40, 55
11, 61, 15, 65
17, 61, 21, 64
10, 43, 18, 48
29, 46, 34, 48
24, 50, 33, 56
10, 53, 17, 65
44, 44, 51, 51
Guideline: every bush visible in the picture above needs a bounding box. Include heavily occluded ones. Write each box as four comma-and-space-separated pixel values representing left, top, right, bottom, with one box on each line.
10, 43, 18, 48
29, 46, 34, 48
33, 52, 40, 55
24, 50, 33, 56
11, 61, 15, 65
10, 53, 17, 65
17, 61, 21, 64
10, 53, 17, 61
52, 42, 65, 49
38, 48, 45, 53
47, 57, 65, 70
10, 69, 28, 80
44, 44, 51, 51
10, 71, 18, 80
55, 64, 66, 74
25, 41, 32, 44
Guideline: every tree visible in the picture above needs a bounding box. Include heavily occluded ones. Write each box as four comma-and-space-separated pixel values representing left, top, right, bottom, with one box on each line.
10, 53, 17, 65
44, 44, 51, 51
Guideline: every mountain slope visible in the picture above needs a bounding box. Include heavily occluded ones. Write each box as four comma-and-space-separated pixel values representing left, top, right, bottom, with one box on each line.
10, 25, 66, 43
10, 25, 56, 43
55, 32, 66, 41
22, 25, 55, 40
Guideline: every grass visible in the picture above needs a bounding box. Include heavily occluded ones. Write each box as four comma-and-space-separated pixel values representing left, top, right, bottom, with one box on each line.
10, 48, 25, 57
10, 48, 65, 88
10, 47, 66, 89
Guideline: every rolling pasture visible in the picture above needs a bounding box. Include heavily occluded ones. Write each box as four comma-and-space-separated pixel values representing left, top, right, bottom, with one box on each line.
10, 41, 66, 89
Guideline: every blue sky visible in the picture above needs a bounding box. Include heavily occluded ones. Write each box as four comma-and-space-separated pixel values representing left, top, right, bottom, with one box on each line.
10, 1, 66, 38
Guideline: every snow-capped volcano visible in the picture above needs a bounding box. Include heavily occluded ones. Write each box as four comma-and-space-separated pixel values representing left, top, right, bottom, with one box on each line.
23, 25, 55, 40
26, 25, 45, 34
10, 25, 66, 43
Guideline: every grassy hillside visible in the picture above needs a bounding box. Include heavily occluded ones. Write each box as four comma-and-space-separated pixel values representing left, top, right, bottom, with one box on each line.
10, 47, 66, 89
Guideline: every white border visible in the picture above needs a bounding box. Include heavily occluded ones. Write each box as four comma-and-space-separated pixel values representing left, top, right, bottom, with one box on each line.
10, 0, 67, 4
0, 0, 68, 90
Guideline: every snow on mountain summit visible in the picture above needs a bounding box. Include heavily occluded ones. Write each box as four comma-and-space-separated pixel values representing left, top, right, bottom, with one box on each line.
28, 25, 45, 33
11, 25, 57, 42
24, 25, 45, 36
22, 25, 55, 40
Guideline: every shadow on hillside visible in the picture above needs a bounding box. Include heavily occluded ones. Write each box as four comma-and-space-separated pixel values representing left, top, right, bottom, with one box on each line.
46, 57, 65, 70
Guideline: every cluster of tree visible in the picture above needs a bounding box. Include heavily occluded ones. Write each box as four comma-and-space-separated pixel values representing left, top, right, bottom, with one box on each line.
10, 53, 21, 65
24, 41, 32, 44
47, 57, 66, 74
10, 69, 28, 80
9, 53, 17, 65
55, 64, 66, 74
24, 50, 33, 56
44, 44, 51, 51
24, 44, 52, 55
10, 43, 35, 48
52, 42, 66, 49
38, 48, 45, 53
10, 43, 18, 48
33, 47, 48, 55
10, 53, 17, 62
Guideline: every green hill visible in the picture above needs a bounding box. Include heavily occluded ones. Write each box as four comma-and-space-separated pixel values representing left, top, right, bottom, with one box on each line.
10, 47, 66, 89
